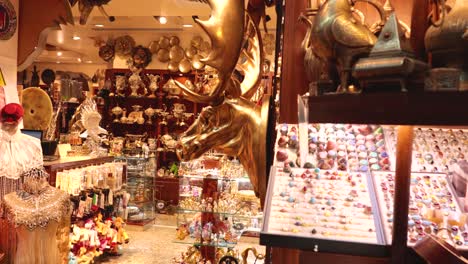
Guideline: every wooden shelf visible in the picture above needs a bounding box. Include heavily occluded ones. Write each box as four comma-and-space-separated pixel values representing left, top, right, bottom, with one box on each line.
44, 156, 115, 171
44, 156, 116, 186
307, 91, 468, 126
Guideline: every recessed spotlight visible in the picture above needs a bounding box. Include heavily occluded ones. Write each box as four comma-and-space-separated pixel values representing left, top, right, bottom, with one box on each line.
183, 24, 193, 28
158, 16, 168, 24
77, 58, 82, 62
94, 24, 104, 28
85, 60, 93, 63
56, 61, 61, 64
57, 51, 63, 56
72, 36, 81, 40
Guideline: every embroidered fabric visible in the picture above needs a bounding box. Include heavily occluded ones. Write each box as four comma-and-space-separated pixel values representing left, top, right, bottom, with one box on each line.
1, 185, 71, 230
0, 128, 43, 180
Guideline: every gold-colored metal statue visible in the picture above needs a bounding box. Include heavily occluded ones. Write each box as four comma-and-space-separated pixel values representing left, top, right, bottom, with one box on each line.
310, 0, 385, 92
69, 0, 114, 25
241, 247, 265, 264
177, 0, 270, 206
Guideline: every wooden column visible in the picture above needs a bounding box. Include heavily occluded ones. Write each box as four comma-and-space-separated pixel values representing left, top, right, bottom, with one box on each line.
391, 126, 414, 264
279, 0, 308, 124
410, 0, 430, 60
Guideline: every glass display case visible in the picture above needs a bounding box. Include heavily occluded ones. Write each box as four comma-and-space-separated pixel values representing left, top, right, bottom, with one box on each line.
174, 155, 263, 262
262, 123, 468, 259
115, 156, 156, 225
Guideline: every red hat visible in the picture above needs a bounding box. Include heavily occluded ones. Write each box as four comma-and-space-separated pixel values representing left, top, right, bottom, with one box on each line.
0, 103, 24, 123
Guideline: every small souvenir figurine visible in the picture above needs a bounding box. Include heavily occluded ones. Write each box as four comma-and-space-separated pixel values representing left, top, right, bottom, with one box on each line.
147, 74, 161, 97
201, 223, 212, 244
80, 99, 108, 157
128, 65, 145, 97
114, 217, 129, 244
206, 203, 213, 212
200, 199, 207, 211
176, 224, 190, 240
115, 76, 127, 97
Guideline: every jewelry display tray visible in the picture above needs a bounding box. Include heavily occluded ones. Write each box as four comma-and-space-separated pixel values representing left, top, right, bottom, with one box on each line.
260, 166, 390, 257
373, 171, 468, 250
260, 167, 468, 256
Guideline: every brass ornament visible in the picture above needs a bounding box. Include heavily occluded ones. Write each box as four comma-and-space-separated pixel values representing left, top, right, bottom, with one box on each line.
425, 0, 468, 89
190, 35, 203, 49
168, 61, 179, 72
148, 41, 160, 54
199, 40, 211, 53
353, 13, 427, 92
191, 54, 205, 70
169, 45, 185, 62
241, 247, 265, 264
185, 46, 198, 59
175, 0, 269, 205
99, 44, 115, 62
74, 0, 112, 25
169, 35, 180, 46
114, 35, 136, 57
310, 0, 385, 92
131, 45, 152, 69
156, 48, 170, 62
158, 36, 170, 49
179, 59, 192, 73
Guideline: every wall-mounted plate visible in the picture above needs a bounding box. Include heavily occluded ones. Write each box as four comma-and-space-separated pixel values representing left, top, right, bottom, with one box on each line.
0, 0, 17, 40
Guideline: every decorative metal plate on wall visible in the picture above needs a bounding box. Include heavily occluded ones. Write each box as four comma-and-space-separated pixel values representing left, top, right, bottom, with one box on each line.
0, 0, 17, 40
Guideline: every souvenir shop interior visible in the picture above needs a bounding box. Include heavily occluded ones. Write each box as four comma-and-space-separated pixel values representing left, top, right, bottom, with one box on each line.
0, 0, 467, 264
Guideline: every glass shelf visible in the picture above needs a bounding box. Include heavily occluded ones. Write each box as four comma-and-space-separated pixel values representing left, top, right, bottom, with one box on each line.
177, 208, 236, 216
173, 239, 238, 248
177, 208, 262, 218
129, 200, 154, 206
178, 174, 250, 182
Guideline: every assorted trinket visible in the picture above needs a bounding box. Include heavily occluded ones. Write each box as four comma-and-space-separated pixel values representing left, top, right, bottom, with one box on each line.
373, 172, 468, 248
384, 127, 467, 173
275, 124, 390, 173
265, 167, 379, 244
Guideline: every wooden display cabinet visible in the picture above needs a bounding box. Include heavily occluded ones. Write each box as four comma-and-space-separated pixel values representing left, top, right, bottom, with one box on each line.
102, 68, 205, 206
263, 0, 468, 263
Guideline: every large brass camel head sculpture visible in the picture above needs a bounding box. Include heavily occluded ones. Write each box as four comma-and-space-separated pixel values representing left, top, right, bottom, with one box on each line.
177, 0, 270, 205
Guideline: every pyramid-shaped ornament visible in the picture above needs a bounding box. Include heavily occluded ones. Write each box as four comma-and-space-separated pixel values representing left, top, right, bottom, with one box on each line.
369, 12, 413, 57
352, 12, 427, 92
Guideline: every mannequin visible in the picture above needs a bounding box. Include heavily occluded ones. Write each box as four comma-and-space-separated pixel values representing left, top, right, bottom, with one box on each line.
1, 168, 71, 264
0, 103, 44, 262
0, 103, 43, 198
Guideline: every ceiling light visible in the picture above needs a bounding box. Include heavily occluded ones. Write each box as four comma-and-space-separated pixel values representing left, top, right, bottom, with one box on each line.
183, 24, 193, 28
56, 61, 61, 64
72, 36, 81, 40
94, 24, 104, 28
57, 51, 63, 56
158, 16, 168, 24
86, 60, 93, 63
77, 58, 82, 62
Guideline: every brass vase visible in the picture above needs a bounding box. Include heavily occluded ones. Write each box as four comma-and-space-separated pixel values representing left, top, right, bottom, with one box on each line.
425, 0, 468, 90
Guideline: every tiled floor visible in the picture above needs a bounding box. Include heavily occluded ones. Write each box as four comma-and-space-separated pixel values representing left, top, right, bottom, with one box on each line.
97, 214, 265, 264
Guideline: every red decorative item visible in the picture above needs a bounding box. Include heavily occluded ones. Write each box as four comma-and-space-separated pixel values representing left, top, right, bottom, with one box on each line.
0, 103, 23, 122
